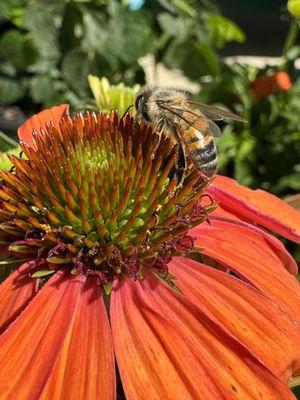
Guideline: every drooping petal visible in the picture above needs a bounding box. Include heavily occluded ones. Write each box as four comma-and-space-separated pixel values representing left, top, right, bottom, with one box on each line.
0, 262, 38, 333
40, 276, 115, 400
207, 175, 300, 242
18, 104, 69, 147
111, 277, 295, 400
0, 271, 83, 399
170, 257, 300, 379
192, 218, 300, 322
210, 214, 298, 275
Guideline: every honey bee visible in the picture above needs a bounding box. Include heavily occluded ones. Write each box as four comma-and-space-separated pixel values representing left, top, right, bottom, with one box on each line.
134, 86, 246, 185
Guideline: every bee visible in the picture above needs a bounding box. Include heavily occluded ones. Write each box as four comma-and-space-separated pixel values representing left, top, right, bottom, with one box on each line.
134, 86, 246, 185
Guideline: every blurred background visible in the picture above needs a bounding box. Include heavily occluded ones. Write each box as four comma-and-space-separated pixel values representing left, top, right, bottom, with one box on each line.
0, 0, 300, 258
1, 0, 300, 195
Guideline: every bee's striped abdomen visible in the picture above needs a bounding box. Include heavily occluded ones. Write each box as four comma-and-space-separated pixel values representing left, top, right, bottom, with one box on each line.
184, 129, 218, 177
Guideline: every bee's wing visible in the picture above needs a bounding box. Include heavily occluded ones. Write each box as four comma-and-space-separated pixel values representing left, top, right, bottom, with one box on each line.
187, 100, 247, 123
160, 103, 222, 137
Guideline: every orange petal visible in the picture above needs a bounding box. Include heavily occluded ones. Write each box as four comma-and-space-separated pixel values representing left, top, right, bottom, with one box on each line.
111, 277, 295, 400
209, 214, 298, 275
192, 218, 300, 322
18, 104, 69, 147
0, 262, 38, 333
169, 257, 300, 379
207, 175, 300, 242
40, 277, 115, 400
0, 271, 83, 398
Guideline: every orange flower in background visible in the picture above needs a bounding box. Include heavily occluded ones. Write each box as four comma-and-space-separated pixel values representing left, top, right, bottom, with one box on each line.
250, 71, 292, 100
0, 105, 300, 399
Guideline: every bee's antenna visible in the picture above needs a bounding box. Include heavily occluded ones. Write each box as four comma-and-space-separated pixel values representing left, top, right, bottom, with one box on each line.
120, 104, 134, 121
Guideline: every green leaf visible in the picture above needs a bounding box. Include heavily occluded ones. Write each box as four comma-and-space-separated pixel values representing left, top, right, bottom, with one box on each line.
0, 62, 17, 77
217, 128, 238, 169
171, 0, 196, 16
158, 0, 177, 13
232, 137, 256, 186
157, 13, 189, 39
64, 90, 89, 110
62, 49, 112, 98
59, 2, 82, 52
196, 43, 220, 76
206, 14, 245, 48
0, 131, 18, 151
0, 146, 21, 170
29, 75, 57, 104
164, 40, 219, 79
274, 173, 300, 191
107, 9, 157, 64
285, 45, 300, 61
61, 49, 91, 97
24, 0, 60, 60
82, 12, 108, 54
0, 0, 23, 19
0, 30, 37, 71
0, 77, 26, 104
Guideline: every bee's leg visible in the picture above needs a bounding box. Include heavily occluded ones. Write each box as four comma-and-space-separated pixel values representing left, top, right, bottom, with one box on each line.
120, 104, 134, 121
151, 120, 165, 159
174, 142, 187, 189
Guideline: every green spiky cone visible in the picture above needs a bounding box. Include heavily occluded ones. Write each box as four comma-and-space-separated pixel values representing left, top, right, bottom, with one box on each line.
0, 111, 216, 291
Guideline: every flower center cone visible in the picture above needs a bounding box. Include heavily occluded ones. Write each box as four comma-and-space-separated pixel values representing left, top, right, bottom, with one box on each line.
0, 111, 216, 293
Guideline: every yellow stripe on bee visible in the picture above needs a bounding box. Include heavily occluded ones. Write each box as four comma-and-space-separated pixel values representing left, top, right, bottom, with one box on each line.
204, 135, 213, 144
189, 140, 200, 150
184, 127, 213, 149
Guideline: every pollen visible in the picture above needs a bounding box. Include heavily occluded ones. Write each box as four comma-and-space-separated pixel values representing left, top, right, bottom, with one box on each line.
40, 224, 52, 233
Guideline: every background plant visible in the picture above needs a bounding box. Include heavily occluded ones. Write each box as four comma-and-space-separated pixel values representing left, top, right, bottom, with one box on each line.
0, 0, 299, 199
0, 0, 244, 112
197, 62, 300, 197
87, 75, 140, 115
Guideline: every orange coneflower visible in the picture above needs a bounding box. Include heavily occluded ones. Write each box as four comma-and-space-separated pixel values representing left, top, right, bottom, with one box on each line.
0, 105, 299, 399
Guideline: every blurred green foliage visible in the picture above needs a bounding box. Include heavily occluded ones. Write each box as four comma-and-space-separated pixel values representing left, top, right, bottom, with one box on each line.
0, 0, 244, 112
0, 131, 20, 170
0, 0, 298, 200
288, 0, 300, 19
197, 63, 300, 197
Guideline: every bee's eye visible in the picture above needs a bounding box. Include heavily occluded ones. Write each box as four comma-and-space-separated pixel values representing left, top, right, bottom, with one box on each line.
135, 94, 144, 110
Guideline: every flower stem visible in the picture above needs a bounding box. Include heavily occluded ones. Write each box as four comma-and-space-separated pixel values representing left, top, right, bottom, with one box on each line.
282, 20, 299, 58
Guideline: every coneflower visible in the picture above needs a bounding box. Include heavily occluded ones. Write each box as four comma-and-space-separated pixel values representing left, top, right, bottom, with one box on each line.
0, 104, 299, 400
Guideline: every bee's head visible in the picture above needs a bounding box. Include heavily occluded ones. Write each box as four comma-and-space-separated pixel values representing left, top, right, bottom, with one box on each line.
135, 87, 151, 122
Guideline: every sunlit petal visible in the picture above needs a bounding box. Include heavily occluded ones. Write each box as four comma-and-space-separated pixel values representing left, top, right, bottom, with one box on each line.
192, 218, 300, 321
111, 277, 294, 400
0, 262, 38, 333
0, 271, 83, 399
208, 214, 298, 275
207, 175, 300, 242
40, 277, 115, 400
170, 257, 300, 379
